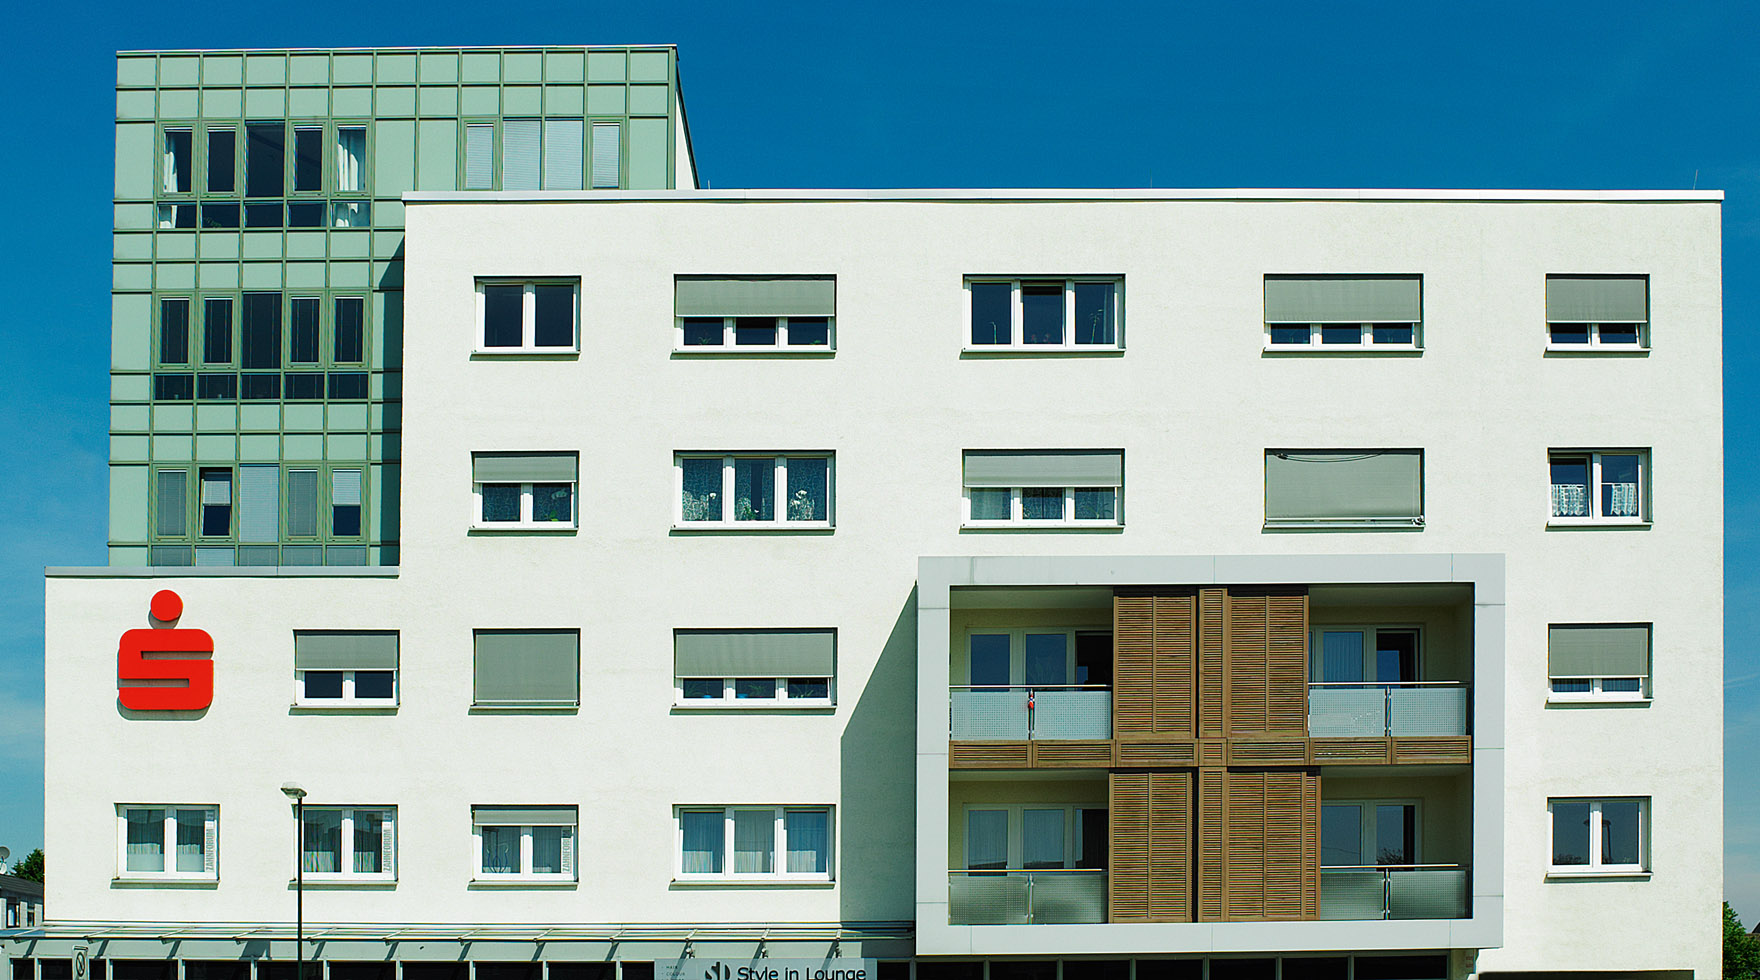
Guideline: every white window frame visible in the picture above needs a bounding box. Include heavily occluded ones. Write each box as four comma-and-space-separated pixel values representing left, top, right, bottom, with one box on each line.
674, 453, 834, 530
674, 314, 836, 353
1547, 797, 1649, 876
963, 628, 1110, 686
294, 668, 399, 707
296, 805, 396, 883
1546, 319, 1648, 351
115, 805, 218, 882
471, 819, 578, 883
1547, 450, 1650, 526
472, 479, 578, 531
960, 803, 1106, 870
961, 485, 1121, 528
1263, 320, 1421, 351
474, 279, 581, 353
674, 675, 835, 708
963, 277, 1124, 351
1308, 625, 1424, 683
1319, 799, 1423, 867
673, 805, 835, 883
1547, 624, 1652, 703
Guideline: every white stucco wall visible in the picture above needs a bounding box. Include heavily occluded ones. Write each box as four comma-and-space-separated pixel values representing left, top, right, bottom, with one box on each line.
45, 191, 1720, 976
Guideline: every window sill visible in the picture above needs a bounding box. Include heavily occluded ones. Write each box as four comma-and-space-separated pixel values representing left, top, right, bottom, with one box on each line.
112, 877, 219, 888
468, 524, 579, 534
469, 703, 580, 714
290, 703, 399, 714
670, 877, 835, 888
468, 878, 579, 889
1545, 519, 1651, 530
1546, 695, 1652, 707
1262, 345, 1422, 356
1544, 345, 1650, 356
671, 523, 834, 534
671, 702, 837, 713
1263, 520, 1425, 532
960, 346, 1124, 357
471, 349, 580, 358
960, 523, 1123, 533
286, 877, 397, 889
1545, 869, 1651, 881
672, 347, 836, 357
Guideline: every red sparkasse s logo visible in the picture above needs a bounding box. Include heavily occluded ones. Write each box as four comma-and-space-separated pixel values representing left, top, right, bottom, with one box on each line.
118, 590, 214, 711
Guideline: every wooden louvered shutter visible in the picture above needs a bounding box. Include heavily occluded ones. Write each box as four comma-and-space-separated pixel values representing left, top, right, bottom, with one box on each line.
1196, 768, 1226, 920
1262, 771, 1319, 918
1225, 771, 1268, 919
1148, 772, 1193, 921
1152, 597, 1197, 736
1109, 773, 1150, 921
1198, 589, 1226, 737
1225, 588, 1309, 736
1207, 770, 1319, 921
1114, 593, 1196, 736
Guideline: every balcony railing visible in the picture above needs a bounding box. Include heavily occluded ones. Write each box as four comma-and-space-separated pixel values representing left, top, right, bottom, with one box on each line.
949, 685, 1112, 740
1308, 682, 1469, 737
1320, 865, 1469, 919
948, 869, 1107, 924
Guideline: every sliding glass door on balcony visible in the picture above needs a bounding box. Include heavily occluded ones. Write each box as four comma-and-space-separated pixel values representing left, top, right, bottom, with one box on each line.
1320, 802, 1467, 919
1308, 627, 1468, 736
952, 630, 1112, 739
953, 804, 1108, 924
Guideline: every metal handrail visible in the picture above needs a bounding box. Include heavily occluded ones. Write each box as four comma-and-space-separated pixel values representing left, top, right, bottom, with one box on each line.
948, 684, 1112, 690
1321, 863, 1463, 870
1318, 863, 1470, 921
948, 867, 1107, 873
1307, 682, 1471, 736
1308, 680, 1466, 687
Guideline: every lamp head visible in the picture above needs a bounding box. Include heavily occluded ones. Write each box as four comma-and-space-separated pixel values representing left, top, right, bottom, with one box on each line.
281, 783, 307, 800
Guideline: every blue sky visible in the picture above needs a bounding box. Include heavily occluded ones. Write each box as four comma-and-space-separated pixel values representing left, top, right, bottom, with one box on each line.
4, 0, 1755, 917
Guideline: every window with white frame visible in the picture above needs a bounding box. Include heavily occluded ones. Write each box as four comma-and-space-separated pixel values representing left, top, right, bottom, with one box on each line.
1546, 276, 1648, 349
1549, 450, 1647, 523
1264, 450, 1425, 527
472, 806, 576, 881
300, 806, 395, 881
676, 806, 833, 881
1310, 627, 1421, 683
964, 630, 1114, 688
674, 276, 835, 351
962, 804, 1109, 870
294, 631, 398, 706
117, 805, 217, 881
962, 450, 1124, 527
1320, 801, 1418, 866
966, 278, 1121, 349
1264, 275, 1423, 349
674, 629, 835, 706
472, 452, 578, 529
1548, 624, 1651, 701
1549, 798, 1647, 874
476, 280, 580, 352
676, 453, 832, 528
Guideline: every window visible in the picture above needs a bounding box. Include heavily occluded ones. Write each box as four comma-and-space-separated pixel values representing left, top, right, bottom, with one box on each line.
203, 298, 234, 365
154, 469, 189, 537
591, 121, 621, 189
159, 298, 191, 365
294, 631, 398, 706
280, 464, 367, 544
1546, 276, 1648, 349
476, 280, 579, 352
472, 630, 580, 708
1549, 798, 1647, 874
500, 119, 589, 191
464, 123, 495, 190
1549, 451, 1647, 523
674, 276, 836, 352
299, 806, 395, 881
676, 806, 833, 882
472, 806, 576, 882
1548, 625, 1650, 701
962, 805, 1108, 870
162, 128, 193, 194
1264, 275, 1422, 349
334, 297, 366, 364
1264, 450, 1424, 527
1311, 627, 1420, 683
206, 127, 237, 193
117, 805, 217, 881
1321, 802, 1418, 866
962, 451, 1123, 527
965, 278, 1121, 349
245, 122, 285, 198
676, 453, 833, 528
674, 629, 836, 707
198, 468, 233, 537
293, 127, 324, 194
471, 452, 578, 529
964, 630, 1113, 688
336, 127, 367, 194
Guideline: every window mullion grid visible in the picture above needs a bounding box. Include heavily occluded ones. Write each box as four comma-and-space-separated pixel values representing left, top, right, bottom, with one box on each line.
1011, 281, 1023, 346
521, 481, 535, 524
723, 808, 736, 875
523, 285, 537, 348
774, 456, 787, 521
776, 316, 789, 347
1590, 453, 1603, 519
774, 807, 787, 876
1063, 488, 1075, 523
1310, 322, 1322, 345
1011, 488, 1023, 522
340, 810, 355, 872
1063, 281, 1076, 348
721, 456, 735, 523
521, 825, 535, 876
1588, 801, 1605, 869
722, 317, 735, 346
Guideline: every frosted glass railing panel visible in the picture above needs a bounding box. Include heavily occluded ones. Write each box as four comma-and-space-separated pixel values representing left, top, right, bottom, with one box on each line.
1309, 689, 1386, 737
1389, 868, 1469, 919
1389, 687, 1468, 736
1033, 690, 1112, 739
948, 871, 1105, 924
948, 872, 1030, 924
1027, 871, 1107, 923
1320, 870, 1388, 920
950, 691, 1029, 739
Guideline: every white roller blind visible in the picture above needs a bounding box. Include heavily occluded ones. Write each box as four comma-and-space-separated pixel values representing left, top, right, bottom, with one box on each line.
543, 118, 583, 191
502, 120, 540, 191
591, 121, 620, 189
238, 465, 280, 543
200, 471, 232, 505
287, 469, 319, 537
464, 124, 494, 190
332, 469, 362, 506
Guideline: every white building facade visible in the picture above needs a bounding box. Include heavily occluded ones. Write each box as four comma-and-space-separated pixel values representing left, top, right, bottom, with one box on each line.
9, 181, 1722, 980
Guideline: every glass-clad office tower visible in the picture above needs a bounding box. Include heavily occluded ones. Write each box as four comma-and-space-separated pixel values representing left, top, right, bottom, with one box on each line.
109, 46, 693, 566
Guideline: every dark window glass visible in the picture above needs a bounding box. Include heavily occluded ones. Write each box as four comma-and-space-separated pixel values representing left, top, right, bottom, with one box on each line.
111, 964, 175, 980
546, 968, 613, 980
164, 130, 192, 192
683, 678, 721, 699
989, 964, 1055, 980
197, 374, 238, 401
1270, 324, 1310, 345
1372, 322, 1414, 344
481, 484, 521, 522
303, 671, 345, 698
246, 123, 285, 197
160, 299, 190, 364
682, 317, 723, 345
1061, 964, 1128, 980
199, 468, 232, 536
1375, 804, 1415, 864
163, 204, 196, 228
969, 281, 1011, 345
148, 545, 194, 566
1352, 957, 1447, 980
733, 457, 774, 520
1077, 806, 1109, 868
327, 372, 369, 400
294, 127, 324, 192
1550, 457, 1589, 492
201, 203, 240, 228
285, 372, 324, 400
735, 678, 776, 699
1074, 487, 1115, 520
1375, 630, 1419, 682
734, 316, 777, 345
256, 964, 322, 980
1552, 801, 1591, 865
533, 284, 575, 347
875, 964, 909, 980
619, 965, 654, 980
334, 298, 365, 363
333, 500, 363, 537
1022, 486, 1062, 520
1321, 324, 1361, 344
532, 483, 572, 523
1021, 281, 1064, 343
206, 128, 236, 192
916, 965, 983, 980
1280, 960, 1348, 980
353, 671, 394, 699
204, 298, 233, 363
787, 677, 828, 699
39, 961, 73, 980
1208, 961, 1274, 980
1074, 281, 1115, 344
1602, 799, 1642, 864
1075, 630, 1113, 686
241, 373, 281, 400
245, 201, 283, 228
483, 284, 524, 347
289, 297, 321, 364
474, 966, 539, 980
1601, 323, 1641, 344
287, 202, 325, 227
1550, 323, 1589, 344
241, 292, 282, 369
153, 373, 194, 401
786, 316, 829, 346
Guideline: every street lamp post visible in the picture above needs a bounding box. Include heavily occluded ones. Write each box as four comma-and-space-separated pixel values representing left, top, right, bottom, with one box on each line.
281, 784, 308, 980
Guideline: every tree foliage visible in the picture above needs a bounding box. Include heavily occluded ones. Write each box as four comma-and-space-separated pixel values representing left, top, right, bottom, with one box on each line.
8, 847, 42, 883
1727, 902, 1760, 979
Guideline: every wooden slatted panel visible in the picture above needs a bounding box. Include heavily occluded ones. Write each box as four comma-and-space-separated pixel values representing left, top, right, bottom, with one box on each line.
1228, 739, 1310, 766
1224, 771, 1268, 919
1224, 588, 1309, 736
1261, 771, 1319, 919
1033, 741, 1115, 767
1113, 596, 1155, 736
1311, 738, 1392, 764
1196, 767, 1227, 921
1149, 772, 1194, 921
1226, 594, 1271, 735
1197, 740, 1227, 766
948, 742, 1030, 768
1117, 741, 1197, 767
1198, 589, 1226, 737
1153, 595, 1197, 735
1266, 590, 1310, 735
1392, 736, 1473, 765
1109, 773, 1151, 922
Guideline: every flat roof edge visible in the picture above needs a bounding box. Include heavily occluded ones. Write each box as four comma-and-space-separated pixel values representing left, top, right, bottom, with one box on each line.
404, 188, 1724, 204
46, 567, 400, 579
118, 44, 679, 55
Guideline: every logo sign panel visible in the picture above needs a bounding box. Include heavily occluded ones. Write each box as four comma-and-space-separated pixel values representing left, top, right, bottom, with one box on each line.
658, 961, 875, 980
118, 590, 214, 711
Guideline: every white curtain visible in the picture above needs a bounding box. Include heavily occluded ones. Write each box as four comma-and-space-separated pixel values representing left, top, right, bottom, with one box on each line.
785, 809, 829, 873
335, 128, 365, 192
680, 810, 723, 873
733, 809, 774, 873
126, 808, 165, 872
1607, 483, 1640, 517
1022, 809, 1065, 869
1551, 483, 1589, 517
966, 810, 1007, 870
